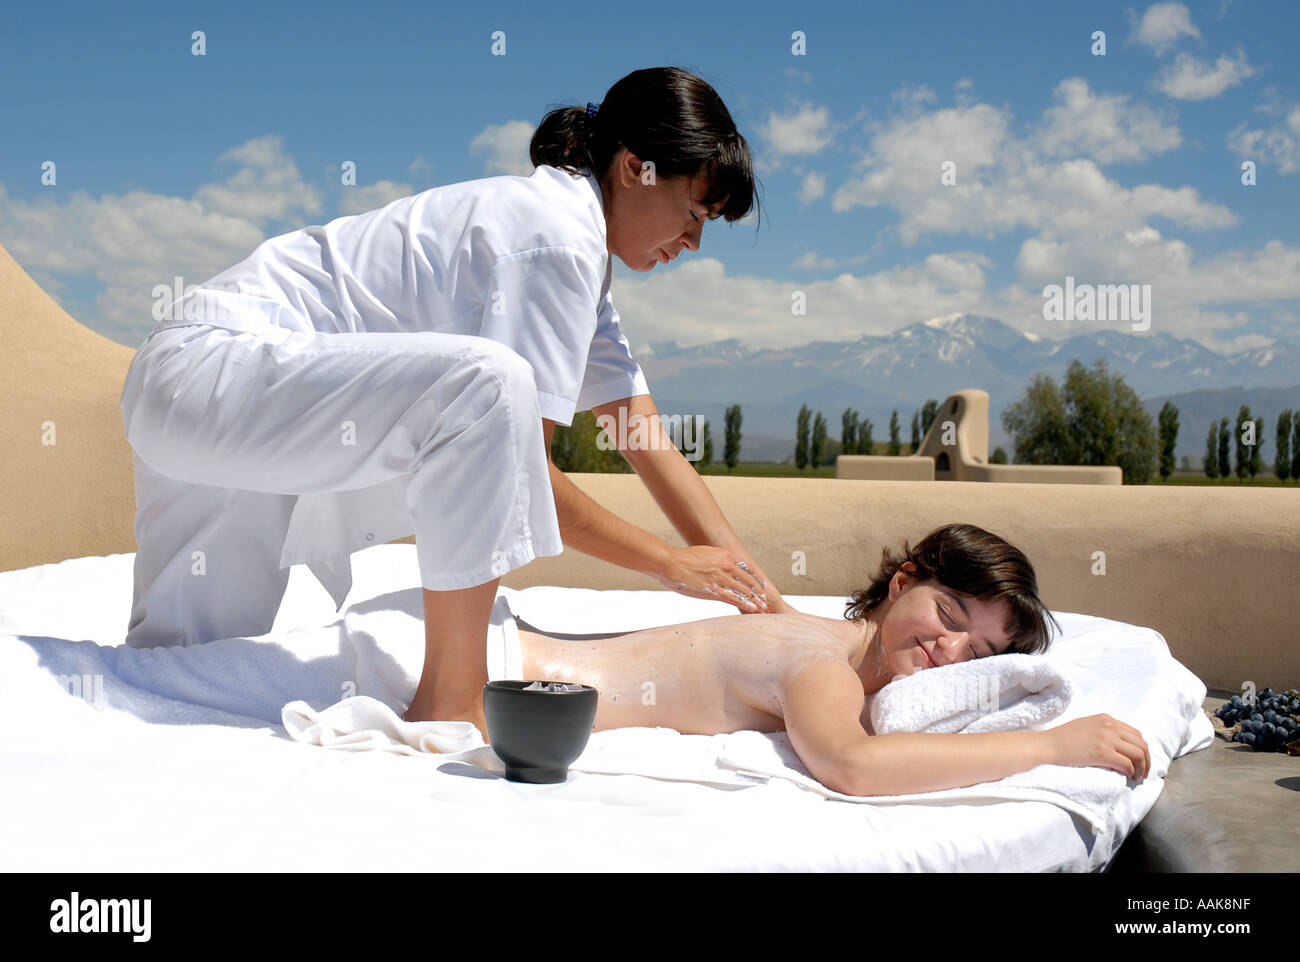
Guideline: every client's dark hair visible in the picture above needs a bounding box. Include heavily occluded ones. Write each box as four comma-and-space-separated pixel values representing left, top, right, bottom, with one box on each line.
843, 523, 1060, 655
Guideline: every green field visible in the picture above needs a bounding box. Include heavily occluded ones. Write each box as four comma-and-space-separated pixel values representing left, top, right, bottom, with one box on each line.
693, 462, 1296, 485
697, 462, 838, 478
1155, 473, 1297, 486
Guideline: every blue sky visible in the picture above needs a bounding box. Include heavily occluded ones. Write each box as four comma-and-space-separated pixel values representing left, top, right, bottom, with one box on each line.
1, 0, 1297, 357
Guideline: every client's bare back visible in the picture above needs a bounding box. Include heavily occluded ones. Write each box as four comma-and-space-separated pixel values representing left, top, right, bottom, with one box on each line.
517, 612, 859, 735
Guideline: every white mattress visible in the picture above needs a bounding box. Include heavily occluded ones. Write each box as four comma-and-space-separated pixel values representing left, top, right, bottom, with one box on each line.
0, 545, 1211, 872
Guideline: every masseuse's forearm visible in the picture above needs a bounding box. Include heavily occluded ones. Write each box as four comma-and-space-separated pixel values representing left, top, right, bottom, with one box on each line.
626, 447, 746, 552
843, 730, 1054, 797
548, 461, 675, 579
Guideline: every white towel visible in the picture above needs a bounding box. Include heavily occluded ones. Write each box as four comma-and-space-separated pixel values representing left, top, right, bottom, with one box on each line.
868, 653, 1073, 735
278, 693, 1124, 835
280, 592, 519, 763
571, 655, 1126, 835
0, 551, 1214, 870
282, 694, 501, 769
278, 597, 1129, 835
716, 649, 1126, 835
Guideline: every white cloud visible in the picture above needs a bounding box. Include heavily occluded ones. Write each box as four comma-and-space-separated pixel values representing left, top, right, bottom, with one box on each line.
756, 104, 837, 158
890, 84, 938, 113
1251, 85, 1286, 117
796, 171, 826, 203
789, 250, 873, 272
1185, 240, 1300, 303
1198, 327, 1274, 354
338, 180, 417, 215
830, 94, 1228, 245
0, 180, 264, 287
831, 102, 1009, 242
408, 155, 432, 179
791, 251, 838, 271
612, 82, 1294, 353
468, 120, 535, 176
612, 252, 992, 349
1039, 77, 1182, 164
1132, 2, 1200, 55
1154, 49, 1255, 100
193, 135, 323, 222
923, 252, 986, 291
1011, 231, 1300, 347
1228, 104, 1300, 174
0, 135, 323, 340
759, 85, 1297, 350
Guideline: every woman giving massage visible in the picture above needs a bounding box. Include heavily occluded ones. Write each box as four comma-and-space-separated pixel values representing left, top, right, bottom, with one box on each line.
511, 523, 1151, 797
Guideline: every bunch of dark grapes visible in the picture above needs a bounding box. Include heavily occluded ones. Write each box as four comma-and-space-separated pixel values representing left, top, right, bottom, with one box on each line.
1213, 687, 1300, 754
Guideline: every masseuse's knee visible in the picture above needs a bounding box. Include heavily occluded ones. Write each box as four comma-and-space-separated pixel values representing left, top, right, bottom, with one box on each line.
467, 338, 538, 396
454, 339, 545, 427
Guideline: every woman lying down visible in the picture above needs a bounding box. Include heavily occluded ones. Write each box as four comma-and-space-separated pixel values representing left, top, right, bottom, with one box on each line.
513, 523, 1151, 797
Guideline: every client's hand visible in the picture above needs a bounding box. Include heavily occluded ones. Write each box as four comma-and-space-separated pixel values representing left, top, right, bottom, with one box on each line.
1045, 713, 1150, 781
655, 545, 774, 613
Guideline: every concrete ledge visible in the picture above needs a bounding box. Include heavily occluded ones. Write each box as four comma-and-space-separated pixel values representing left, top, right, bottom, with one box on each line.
1107, 691, 1300, 873
835, 455, 934, 480
964, 462, 1123, 484
496, 474, 1297, 690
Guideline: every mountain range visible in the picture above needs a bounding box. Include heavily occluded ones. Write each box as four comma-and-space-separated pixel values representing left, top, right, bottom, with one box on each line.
640, 313, 1300, 467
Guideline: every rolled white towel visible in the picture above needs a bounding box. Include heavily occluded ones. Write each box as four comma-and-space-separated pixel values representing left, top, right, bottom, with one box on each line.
282, 694, 501, 770
869, 653, 1072, 735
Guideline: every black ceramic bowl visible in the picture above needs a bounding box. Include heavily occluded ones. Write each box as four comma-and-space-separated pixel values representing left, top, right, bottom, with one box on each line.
483, 681, 599, 783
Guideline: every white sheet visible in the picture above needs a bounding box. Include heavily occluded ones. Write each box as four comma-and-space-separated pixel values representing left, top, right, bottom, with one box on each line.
278, 597, 1204, 838
0, 545, 1212, 871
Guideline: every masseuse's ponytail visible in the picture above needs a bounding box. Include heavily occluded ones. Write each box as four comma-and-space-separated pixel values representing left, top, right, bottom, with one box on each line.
530, 65, 763, 231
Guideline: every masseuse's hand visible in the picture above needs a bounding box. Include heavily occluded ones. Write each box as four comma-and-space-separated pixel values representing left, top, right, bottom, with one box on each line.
756, 579, 796, 615
654, 545, 781, 614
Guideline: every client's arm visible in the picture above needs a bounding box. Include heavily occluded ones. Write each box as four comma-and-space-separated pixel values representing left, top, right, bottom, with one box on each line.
782, 662, 1150, 797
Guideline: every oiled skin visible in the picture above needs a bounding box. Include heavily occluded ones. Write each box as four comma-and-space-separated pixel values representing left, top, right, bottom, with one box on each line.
518, 611, 865, 734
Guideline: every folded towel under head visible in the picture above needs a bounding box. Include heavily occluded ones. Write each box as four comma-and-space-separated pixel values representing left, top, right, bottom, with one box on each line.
869, 653, 1073, 735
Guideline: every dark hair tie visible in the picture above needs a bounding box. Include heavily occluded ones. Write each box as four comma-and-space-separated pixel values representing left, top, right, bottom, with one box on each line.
585, 101, 600, 138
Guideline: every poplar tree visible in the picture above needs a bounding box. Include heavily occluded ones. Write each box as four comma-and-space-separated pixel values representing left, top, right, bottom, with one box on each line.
1157, 402, 1179, 480
724, 404, 742, 471
841, 408, 858, 457
811, 412, 826, 469
1217, 416, 1231, 479
795, 404, 810, 470
1274, 410, 1291, 481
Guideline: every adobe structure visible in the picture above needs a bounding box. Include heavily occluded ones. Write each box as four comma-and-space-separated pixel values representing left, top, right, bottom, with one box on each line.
835, 389, 1121, 484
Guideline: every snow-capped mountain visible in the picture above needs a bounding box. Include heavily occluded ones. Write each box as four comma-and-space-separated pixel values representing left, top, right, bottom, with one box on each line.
638, 313, 1300, 463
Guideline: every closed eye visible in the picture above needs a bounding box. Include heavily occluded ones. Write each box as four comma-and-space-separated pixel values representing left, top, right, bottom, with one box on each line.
939, 602, 980, 659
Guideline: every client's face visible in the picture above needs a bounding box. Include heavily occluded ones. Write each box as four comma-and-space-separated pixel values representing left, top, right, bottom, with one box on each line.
883, 563, 1013, 676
